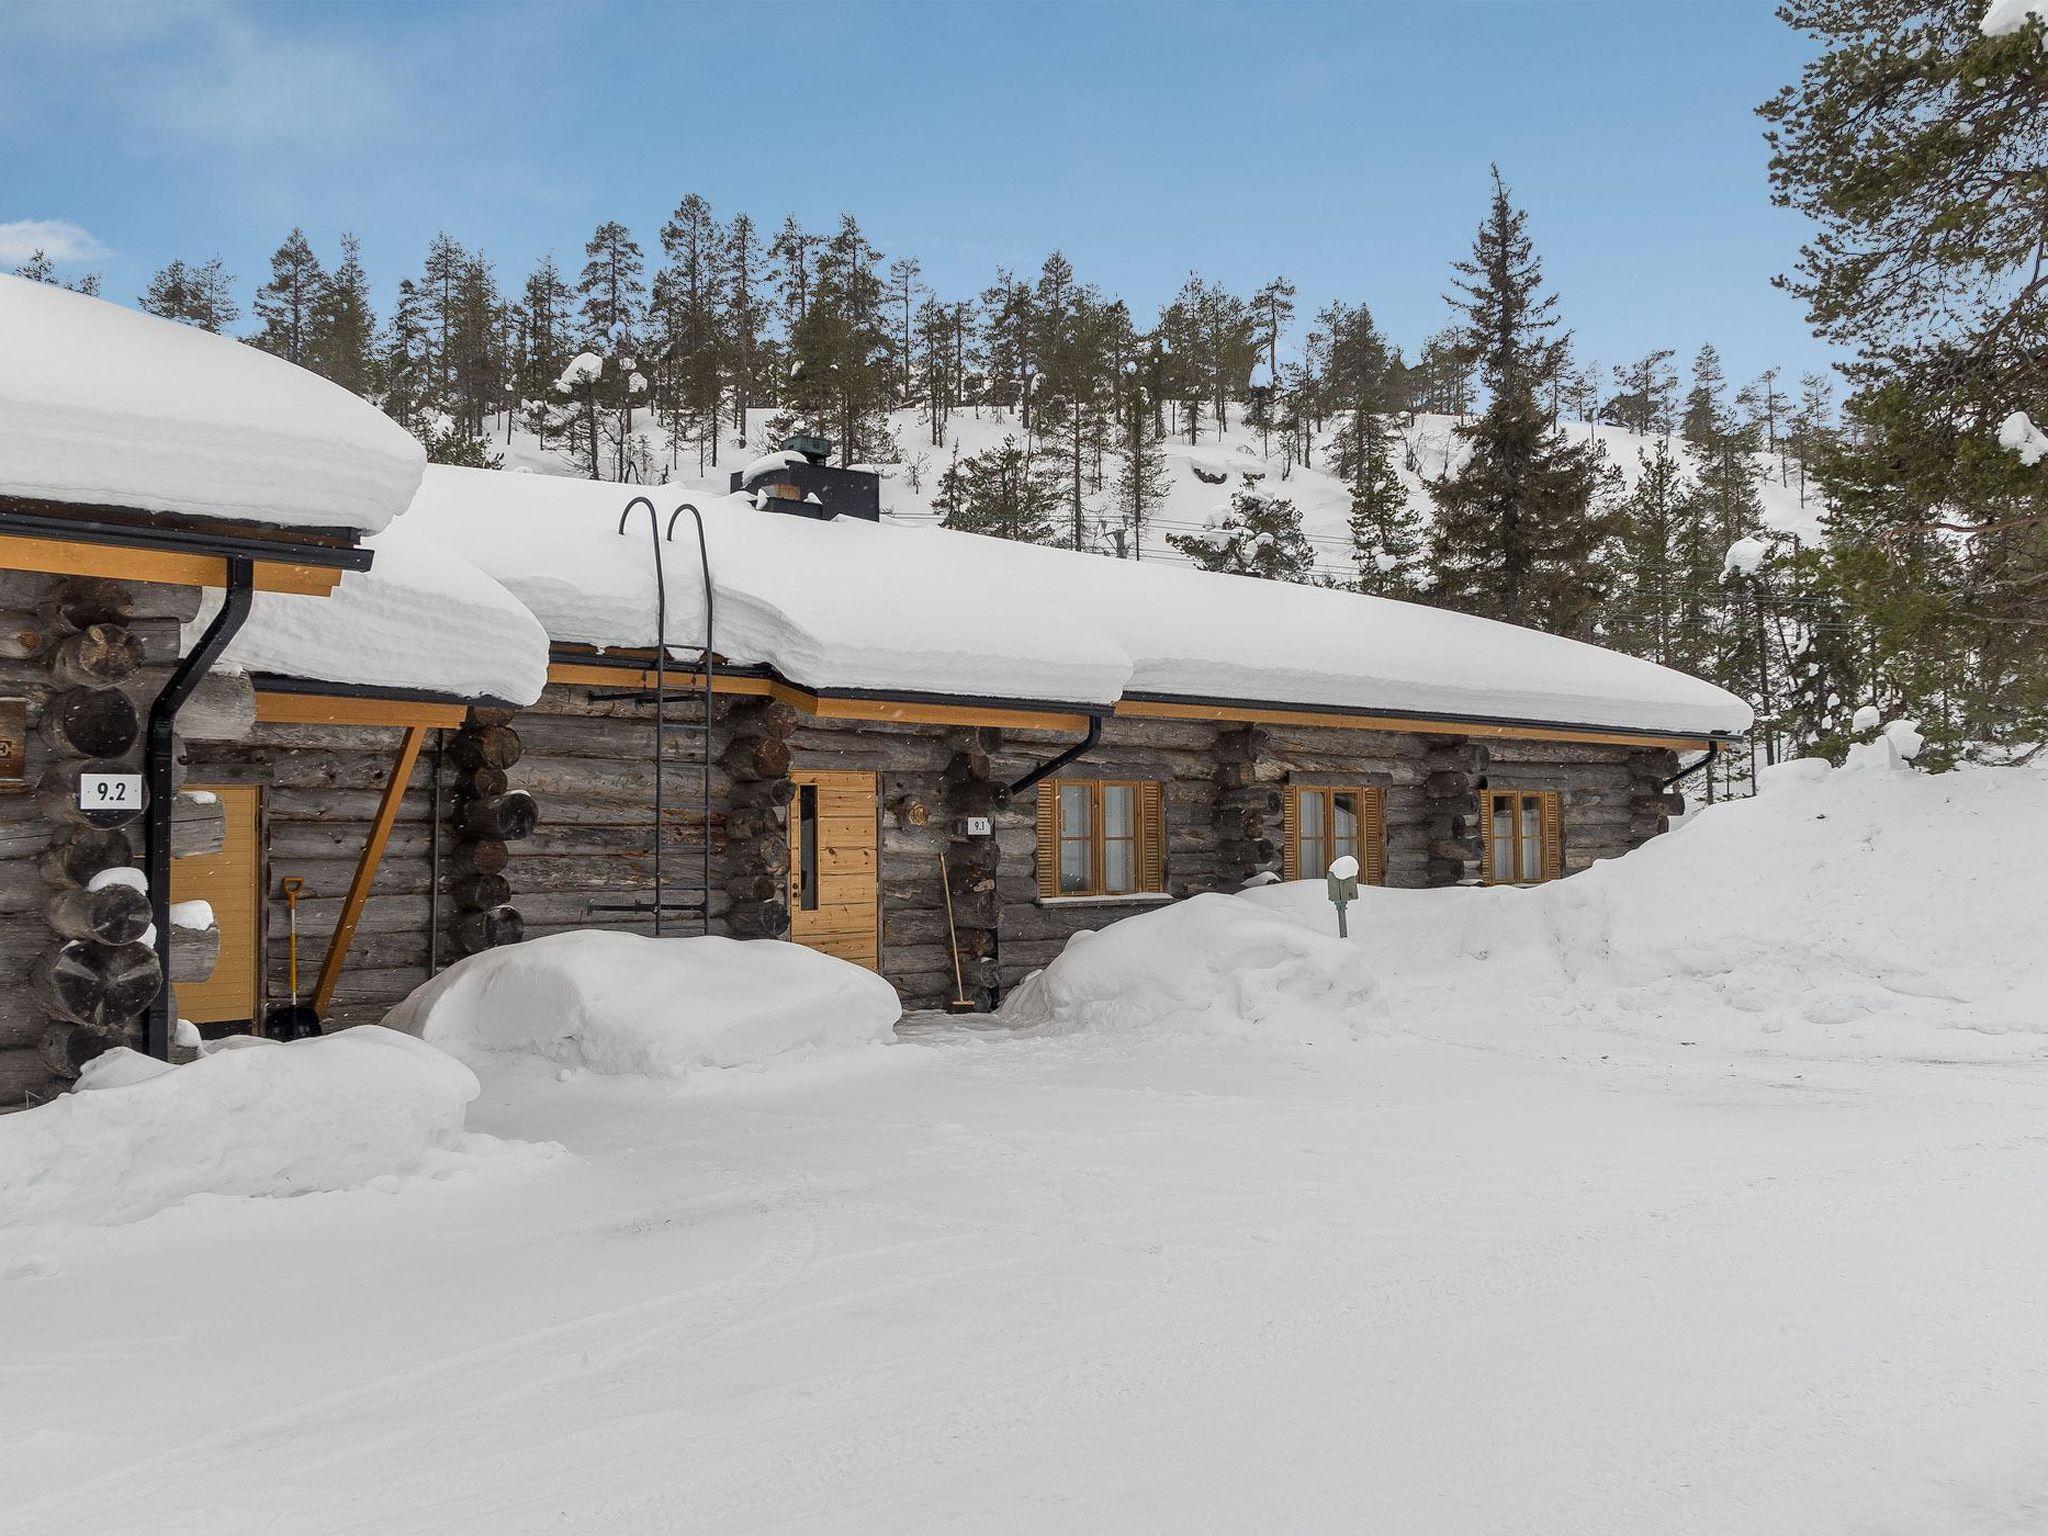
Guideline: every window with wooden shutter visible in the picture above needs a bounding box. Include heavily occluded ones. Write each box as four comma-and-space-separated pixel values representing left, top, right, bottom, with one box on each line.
1481, 789, 1564, 885
1285, 786, 1386, 884
1036, 779, 1167, 897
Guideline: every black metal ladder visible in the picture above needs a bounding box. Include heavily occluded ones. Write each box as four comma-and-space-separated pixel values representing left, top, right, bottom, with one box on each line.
585, 498, 715, 936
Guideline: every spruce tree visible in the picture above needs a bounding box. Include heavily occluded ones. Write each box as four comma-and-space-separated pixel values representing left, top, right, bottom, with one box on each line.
1169, 488, 1316, 581
308, 234, 377, 396
1113, 376, 1170, 559
251, 229, 325, 365
1762, 0, 2048, 752
578, 220, 646, 350
934, 438, 1062, 544
1426, 169, 1607, 633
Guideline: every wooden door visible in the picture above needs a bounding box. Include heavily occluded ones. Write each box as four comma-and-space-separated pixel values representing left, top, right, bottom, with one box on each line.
788, 768, 879, 969
170, 784, 262, 1024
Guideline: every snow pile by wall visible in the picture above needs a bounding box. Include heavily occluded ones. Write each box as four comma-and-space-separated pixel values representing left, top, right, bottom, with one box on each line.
1242, 754, 2048, 1061
386, 932, 902, 1078
1000, 893, 1381, 1043
0, 1029, 482, 1229
0, 274, 423, 533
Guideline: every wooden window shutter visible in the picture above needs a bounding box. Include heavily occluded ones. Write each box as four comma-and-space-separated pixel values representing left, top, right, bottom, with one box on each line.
1539, 791, 1565, 882
1140, 781, 1166, 893
1281, 789, 1299, 881
1479, 790, 1497, 885
1036, 782, 1059, 899
1362, 788, 1388, 886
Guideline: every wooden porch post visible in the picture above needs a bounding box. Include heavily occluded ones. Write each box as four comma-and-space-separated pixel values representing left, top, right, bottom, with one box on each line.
312, 724, 428, 1017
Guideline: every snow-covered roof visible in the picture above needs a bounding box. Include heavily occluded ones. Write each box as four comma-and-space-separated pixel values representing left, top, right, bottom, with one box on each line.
212, 516, 551, 704
0, 276, 423, 535
406, 466, 1750, 738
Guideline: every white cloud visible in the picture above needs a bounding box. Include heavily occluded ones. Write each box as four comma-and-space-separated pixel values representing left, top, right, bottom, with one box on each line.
0, 219, 108, 264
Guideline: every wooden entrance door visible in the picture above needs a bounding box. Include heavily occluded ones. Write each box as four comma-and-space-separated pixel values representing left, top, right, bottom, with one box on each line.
170, 784, 262, 1024
788, 768, 879, 969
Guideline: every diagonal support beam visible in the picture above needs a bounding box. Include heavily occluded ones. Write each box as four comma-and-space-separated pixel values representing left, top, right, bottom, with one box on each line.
313, 723, 428, 1018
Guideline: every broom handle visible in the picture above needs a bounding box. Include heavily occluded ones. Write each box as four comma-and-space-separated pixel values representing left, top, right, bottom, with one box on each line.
939, 853, 967, 1004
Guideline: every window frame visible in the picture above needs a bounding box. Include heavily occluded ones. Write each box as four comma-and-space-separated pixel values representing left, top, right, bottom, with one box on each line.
1481, 789, 1564, 886
1283, 784, 1387, 885
1039, 779, 1166, 899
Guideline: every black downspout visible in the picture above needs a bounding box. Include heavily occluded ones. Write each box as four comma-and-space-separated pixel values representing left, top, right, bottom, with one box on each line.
145, 558, 254, 1058
997, 715, 1103, 808
1658, 739, 1721, 793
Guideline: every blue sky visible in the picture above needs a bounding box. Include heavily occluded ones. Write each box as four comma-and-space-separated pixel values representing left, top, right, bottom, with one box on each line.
2, 0, 1830, 392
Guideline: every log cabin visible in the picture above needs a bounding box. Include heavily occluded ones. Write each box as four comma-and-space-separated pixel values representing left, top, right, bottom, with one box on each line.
0, 275, 1749, 1109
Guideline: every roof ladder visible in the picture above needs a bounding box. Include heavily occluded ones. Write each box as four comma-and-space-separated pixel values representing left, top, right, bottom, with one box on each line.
585, 499, 715, 936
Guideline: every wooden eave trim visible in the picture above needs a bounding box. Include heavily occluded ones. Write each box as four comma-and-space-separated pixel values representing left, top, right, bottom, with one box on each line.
0, 532, 343, 596
1112, 697, 1723, 752
544, 659, 1094, 733
253, 690, 467, 728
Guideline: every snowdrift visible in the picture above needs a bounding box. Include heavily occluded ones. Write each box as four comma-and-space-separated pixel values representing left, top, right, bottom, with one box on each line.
1242, 755, 2048, 1060
386, 931, 902, 1078
0, 1028, 481, 1229
1000, 892, 1381, 1042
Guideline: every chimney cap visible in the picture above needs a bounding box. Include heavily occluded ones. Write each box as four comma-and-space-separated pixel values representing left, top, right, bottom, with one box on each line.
781, 433, 832, 465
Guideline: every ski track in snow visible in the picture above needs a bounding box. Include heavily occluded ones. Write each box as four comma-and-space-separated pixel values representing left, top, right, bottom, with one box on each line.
5, 1023, 2048, 1536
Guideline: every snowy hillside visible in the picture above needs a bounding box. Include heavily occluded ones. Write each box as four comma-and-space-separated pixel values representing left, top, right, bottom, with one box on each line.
482, 404, 1824, 586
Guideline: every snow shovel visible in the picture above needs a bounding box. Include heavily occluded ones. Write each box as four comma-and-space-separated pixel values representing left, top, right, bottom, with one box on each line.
938, 854, 979, 1015
264, 876, 322, 1040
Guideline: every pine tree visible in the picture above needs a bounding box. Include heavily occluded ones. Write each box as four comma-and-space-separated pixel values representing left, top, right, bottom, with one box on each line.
784, 214, 891, 465
1169, 488, 1316, 581
251, 229, 325, 365
1602, 349, 1677, 437
307, 233, 377, 396
12, 249, 100, 294
139, 257, 238, 332
513, 254, 575, 441
378, 278, 432, 428
655, 194, 728, 470
578, 220, 646, 350
769, 215, 816, 330
1608, 436, 1711, 666
724, 212, 768, 449
1427, 169, 1608, 633
1347, 429, 1423, 598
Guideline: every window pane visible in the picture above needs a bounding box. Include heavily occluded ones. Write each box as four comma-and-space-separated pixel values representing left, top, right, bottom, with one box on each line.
1519, 798, 1541, 883
1102, 784, 1135, 838
1060, 783, 1091, 838
1490, 799, 1515, 882
1059, 837, 1092, 893
1332, 792, 1360, 864
1103, 837, 1136, 894
1298, 790, 1324, 876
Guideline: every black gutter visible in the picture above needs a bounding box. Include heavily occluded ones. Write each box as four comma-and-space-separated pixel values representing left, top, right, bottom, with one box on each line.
1659, 740, 1720, 792
997, 715, 1104, 808
145, 558, 255, 1058
0, 508, 372, 571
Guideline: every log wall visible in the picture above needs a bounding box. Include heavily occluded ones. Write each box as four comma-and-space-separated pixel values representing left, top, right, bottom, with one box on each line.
0, 571, 198, 1108
1482, 740, 1681, 876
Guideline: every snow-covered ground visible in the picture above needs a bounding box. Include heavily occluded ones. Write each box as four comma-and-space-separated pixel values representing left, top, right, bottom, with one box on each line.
488, 403, 1824, 585
4, 758, 2045, 1534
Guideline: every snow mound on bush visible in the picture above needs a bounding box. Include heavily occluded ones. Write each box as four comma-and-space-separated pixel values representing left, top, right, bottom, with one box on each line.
0, 1028, 482, 1229
386, 932, 902, 1078
1000, 892, 1381, 1042
1243, 755, 2048, 1060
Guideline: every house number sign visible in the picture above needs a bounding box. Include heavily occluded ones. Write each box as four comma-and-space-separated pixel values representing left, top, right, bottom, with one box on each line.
0, 698, 23, 793
78, 772, 144, 811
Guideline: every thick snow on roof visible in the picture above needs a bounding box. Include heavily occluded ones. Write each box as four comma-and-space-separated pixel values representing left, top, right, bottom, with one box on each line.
0, 276, 423, 534
212, 515, 550, 704
411, 467, 1749, 735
